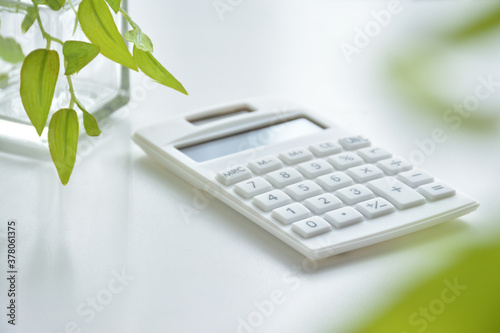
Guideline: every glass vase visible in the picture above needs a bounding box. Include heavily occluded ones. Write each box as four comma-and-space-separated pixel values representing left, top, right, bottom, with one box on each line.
0, 0, 130, 157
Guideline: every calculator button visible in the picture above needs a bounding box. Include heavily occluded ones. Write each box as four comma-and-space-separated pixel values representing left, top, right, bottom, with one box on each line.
304, 194, 343, 215
248, 156, 282, 174
297, 159, 334, 178
338, 136, 371, 150
418, 182, 456, 201
357, 147, 392, 163
316, 172, 354, 191
279, 147, 313, 165
327, 152, 364, 170
291, 217, 332, 239
266, 168, 303, 188
355, 198, 395, 219
253, 190, 292, 212
335, 184, 374, 205
397, 169, 434, 187
272, 203, 311, 225
216, 165, 252, 185
324, 207, 364, 228
284, 181, 323, 201
309, 141, 342, 157
234, 177, 272, 199
377, 157, 412, 175
367, 178, 426, 210
346, 164, 384, 183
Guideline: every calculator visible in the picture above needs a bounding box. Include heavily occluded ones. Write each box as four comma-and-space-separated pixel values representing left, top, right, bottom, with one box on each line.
132, 97, 479, 260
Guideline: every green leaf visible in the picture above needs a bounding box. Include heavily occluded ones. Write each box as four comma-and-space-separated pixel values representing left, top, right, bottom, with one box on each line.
20, 49, 60, 136
125, 29, 153, 52
63, 40, 100, 75
0, 35, 25, 64
105, 0, 121, 13
352, 240, 500, 333
46, 0, 65, 11
78, 0, 137, 71
74, 101, 101, 136
21, 6, 37, 33
133, 46, 188, 95
48, 109, 79, 185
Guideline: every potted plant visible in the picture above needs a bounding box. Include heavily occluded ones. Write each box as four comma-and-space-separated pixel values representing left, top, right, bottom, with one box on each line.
0, 0, 187, 184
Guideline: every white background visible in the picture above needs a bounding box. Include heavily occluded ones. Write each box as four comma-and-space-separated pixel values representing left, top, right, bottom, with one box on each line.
1, 1, 500, 332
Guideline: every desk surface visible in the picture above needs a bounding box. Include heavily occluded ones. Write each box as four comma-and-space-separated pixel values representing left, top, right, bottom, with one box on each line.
1, 1, 499, 332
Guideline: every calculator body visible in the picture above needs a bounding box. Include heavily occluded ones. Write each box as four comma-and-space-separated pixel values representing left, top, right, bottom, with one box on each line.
132, 97, 479, 260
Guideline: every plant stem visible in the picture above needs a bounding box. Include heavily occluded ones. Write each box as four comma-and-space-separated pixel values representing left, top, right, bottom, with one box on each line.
119, 7, 140, 31
34, 3, 64, 48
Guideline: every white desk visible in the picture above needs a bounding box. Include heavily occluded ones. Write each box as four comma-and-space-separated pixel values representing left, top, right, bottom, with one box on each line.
1, 1, 499, 332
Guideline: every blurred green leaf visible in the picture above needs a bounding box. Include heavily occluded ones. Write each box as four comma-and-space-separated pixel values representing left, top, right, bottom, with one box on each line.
105, 0, 121, 13
78, 0, 137, 71
446, 5, 500, 43
0, 35, 25, 63
63, 40, 100, 75
46, 0, 65, 11
125, 29, 153, 52
21, 6, 37, 33
20, 49, 59, 136
48, 109, 79, 185
133, 46, 187, 95
0, 73, 8, 88
352, 241, 500, 333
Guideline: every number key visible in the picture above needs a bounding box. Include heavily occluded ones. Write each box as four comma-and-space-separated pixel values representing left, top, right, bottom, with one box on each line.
272, 203, 311, 225
234, 177, 272, 199
316, 172, 354, 191
335, 184, 374, 205
266, 167, 303, 188
253, 190, 292, 212
304, 194, 343, 214
284, 180, 323, 201
297, 159, 334, 178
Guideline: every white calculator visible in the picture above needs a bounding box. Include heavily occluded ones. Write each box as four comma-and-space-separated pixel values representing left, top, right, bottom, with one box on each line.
132, 97, 479, 260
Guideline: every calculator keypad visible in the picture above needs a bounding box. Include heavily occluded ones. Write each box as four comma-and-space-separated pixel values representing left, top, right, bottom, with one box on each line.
219, 136, 457, 240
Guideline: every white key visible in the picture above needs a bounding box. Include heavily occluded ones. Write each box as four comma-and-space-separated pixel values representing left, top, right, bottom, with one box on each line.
328, 152, 364, 170
324, 207, 364, 228
253, 190, 292, 212
234, 177, 272, 199
291, 217, 332, 239
418, 182, 456, 201
397, 169, 434, 187
309, 141, 342, 157
297, 159, 334, 178
377, 157, 412, 175
248, 156, 282, 174
316, 172, 354, 191
357, 147, 392, 163
279, 147, 313, 165
338, 135, 371, 150
304, 194, 343, 214
335, 184, 374, 205
266, 167, 303, 188
346, 164, 384, 183
216, 165, 252, 185
284, 180, 323, 201
355, 198, 395, 219
367, 178, 426, 209
272, 203, 311, 225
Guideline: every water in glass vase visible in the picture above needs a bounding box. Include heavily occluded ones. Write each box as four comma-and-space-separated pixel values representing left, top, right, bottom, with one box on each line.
0, 0, 129, 156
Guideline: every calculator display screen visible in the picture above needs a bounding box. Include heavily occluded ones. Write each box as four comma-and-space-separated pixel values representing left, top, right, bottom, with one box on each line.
179, 118, 324, 162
